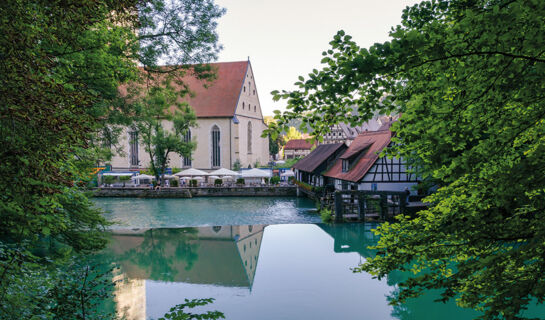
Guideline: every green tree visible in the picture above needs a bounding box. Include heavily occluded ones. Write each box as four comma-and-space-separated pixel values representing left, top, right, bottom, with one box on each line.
284, 126, 303, 141
136, 85, 197, 186
268, 134, 280, 157
0, 0, 224, 317
266, 0, 545, 318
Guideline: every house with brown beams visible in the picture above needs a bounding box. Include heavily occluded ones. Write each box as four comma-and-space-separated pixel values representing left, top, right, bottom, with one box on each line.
292, 143, 347, 187
283, 139, 314, 159
323, 127, 418, 194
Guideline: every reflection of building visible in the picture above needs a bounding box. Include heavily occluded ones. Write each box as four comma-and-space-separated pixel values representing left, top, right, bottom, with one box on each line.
109, 225, 265, 287
113, 274, 146, 320
317, 223, 379, 258
108, 225, 266, 320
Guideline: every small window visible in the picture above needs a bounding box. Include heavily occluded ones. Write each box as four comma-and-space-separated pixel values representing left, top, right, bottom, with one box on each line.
244, 86, 246, 92
254, 105, 256, 112
253, 90, 256, 95
242, 102, 245, 110
342, 160, 349, 172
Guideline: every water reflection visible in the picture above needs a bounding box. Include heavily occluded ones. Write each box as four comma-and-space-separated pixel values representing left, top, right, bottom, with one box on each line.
101, 223, 527, 320
106, 225, 265, 319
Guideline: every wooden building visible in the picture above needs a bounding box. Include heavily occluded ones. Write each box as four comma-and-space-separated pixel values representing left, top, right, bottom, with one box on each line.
323, 127, 419, 194
283, 139, 314, 159
292, 143, 347, 187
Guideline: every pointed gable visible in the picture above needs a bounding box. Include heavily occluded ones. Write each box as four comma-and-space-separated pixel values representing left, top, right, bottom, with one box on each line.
177, 61, 248, 118
324, 130, 392, 182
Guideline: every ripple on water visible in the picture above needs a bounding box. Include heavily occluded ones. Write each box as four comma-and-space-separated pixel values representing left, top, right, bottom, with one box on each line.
93, 196, 320, 228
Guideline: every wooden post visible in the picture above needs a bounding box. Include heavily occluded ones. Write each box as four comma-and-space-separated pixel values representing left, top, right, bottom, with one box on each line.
400, 194, 406, 215
380, 194, 387, 221
358, 194, 365, 221
334, 191, 343, 222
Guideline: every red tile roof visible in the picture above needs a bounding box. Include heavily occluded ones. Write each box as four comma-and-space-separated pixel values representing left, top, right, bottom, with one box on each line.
324, 130, 392, 182
284, 139, 314, 150
176, 61, 248, 118
339, 142, 372, 159
292, 143, 346, 172
121, 61, 249, 118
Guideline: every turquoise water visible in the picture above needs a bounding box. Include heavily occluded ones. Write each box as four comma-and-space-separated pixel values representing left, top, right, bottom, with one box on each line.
100, 224, 481, 320
95, 197, 545, 319
93, 197, 319, 228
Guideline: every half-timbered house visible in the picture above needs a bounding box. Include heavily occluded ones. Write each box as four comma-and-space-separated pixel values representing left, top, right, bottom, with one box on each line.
292, 143, 347, 187
323, 127, 419, 194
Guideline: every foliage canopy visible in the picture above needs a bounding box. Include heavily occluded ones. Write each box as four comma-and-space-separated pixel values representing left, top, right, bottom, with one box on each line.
0, 0, 224, 317
267, 0, 545, 318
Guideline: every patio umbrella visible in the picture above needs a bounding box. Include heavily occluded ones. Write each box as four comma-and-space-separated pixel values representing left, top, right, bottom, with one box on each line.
241, 168, 271, 178
131, 174, 155, 180
174, 168, 209, 177
209, 168, 239, 177
281, 170, 295, 177
208, 175, 220, 180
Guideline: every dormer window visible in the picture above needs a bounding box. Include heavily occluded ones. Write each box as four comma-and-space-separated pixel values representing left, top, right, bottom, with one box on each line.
342, 159, 349, 172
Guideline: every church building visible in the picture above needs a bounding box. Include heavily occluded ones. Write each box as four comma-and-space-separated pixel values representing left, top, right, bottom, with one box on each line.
110, 60, 269, 171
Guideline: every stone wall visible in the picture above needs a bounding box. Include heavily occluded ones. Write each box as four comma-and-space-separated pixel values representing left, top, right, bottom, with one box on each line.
92, 186, 296, 198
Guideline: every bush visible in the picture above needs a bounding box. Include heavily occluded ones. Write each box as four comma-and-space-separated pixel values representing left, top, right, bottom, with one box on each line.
102, 175, 115, 185
320, 208, 332, 223
170, 179, 179, 187
288, 176, 295, 184
189, 179, 198, 187
236, 178, 245, 185
263, 177, 269, 184
270, 176, 280, 185
214, 179, 222, 185
232, 159, 241, 171
119, 175, 131, 182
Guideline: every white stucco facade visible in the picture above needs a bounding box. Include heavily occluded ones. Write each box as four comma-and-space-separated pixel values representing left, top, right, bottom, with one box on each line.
108, 60, 269, 171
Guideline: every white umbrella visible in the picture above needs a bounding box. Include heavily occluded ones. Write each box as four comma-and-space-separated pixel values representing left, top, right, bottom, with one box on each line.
191, 176, 204, 181
281, 170, 295, 177
131, 174, 155, 180
241, 168, 271, 178
208, 175, 220, 180
162, 174, 177, 179
102, 172, 134, 177
174, 168, 209, 177
209, 168, 239, 177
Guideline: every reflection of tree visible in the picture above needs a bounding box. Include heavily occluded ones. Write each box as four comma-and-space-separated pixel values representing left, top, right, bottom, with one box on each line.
319, 224, 480, 320
117, 228, 200, 282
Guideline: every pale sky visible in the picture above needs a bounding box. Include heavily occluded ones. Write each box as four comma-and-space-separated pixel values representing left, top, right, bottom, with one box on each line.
214, 0, 422, 116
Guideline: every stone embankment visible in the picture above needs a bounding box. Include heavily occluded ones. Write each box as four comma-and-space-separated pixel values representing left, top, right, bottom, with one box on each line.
92, 186, 297, 198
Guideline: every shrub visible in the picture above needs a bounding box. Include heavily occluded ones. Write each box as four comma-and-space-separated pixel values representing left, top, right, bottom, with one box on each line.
214, 179, 222, 185
288, 176, 295, 184
236, 178, 245, 185
263, 177, 269, 184
232, 159, 241, 171
270, 176, 280, 185
320, 208, 333, 223
170, 179, 179, 187
102, 175, 116, 185
189, 179, 198, 187
119, 175, 131, 182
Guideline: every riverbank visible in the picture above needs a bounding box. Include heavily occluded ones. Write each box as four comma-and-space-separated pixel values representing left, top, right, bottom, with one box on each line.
92, 185, 297, 198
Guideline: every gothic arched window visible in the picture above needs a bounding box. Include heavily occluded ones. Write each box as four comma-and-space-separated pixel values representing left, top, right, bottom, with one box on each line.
182, 129, 192, 167
211, 125, 221, 167
247, 121, 252, 154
